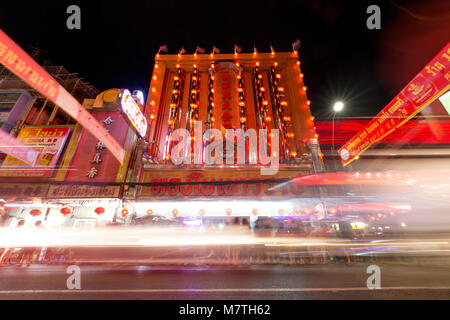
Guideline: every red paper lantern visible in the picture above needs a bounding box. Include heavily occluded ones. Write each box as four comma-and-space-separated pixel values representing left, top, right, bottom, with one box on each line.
226, 208, 232, 216
121, 209, 129, 217
60, 207, 71, 216
172, 209, 178, 217
147, 209, 153, 216
30, 209, 42, 217
95, 207, 105, 215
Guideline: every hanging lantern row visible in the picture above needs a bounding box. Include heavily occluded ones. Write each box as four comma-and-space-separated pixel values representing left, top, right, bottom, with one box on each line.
268, 63, 295, 160
253, 64, 273, 155
206, 63, 215, 130
253, 64, 269, 131
235, 62, 247, 131
186, 63, 201, 160
293, 56, 312, 112
140, 207, 336, 217
164, 65, 185, 160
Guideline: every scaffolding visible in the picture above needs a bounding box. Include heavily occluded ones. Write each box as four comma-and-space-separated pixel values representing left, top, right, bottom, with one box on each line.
0, 65, 99, 102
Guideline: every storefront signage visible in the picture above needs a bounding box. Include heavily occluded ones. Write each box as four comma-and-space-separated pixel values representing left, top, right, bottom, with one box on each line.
339, 42, 450, 166
138, 169, 311, 198
0, 183, 48, 198
47, 184, 120, 198
0, 126, 70, 177
121, 89, 147, 137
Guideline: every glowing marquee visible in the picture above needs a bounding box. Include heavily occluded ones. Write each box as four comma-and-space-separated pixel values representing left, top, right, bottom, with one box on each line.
121, 89, 147, 137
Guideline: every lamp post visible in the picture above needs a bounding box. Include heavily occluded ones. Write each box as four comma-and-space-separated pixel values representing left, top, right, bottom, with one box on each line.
331, 101, 344, 171
331, 101, 344, 152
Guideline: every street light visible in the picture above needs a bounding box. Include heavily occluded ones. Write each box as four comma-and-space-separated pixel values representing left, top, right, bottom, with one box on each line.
333, 101, 344, 112
332, 101, 344, 165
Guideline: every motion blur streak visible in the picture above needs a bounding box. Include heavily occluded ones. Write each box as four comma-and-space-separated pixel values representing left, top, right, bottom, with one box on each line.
0, 227, 449, 254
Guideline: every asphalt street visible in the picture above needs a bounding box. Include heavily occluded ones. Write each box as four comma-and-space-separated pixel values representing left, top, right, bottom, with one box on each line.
0, 263, 450, 300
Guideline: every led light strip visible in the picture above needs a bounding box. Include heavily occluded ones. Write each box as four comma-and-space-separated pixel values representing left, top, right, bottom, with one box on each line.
268, 63, 295, 160
164, 64, 184, 160
235, 62, 247, 131
206, 63, 215, 130
253, 63, 269, 131
185, 64, 201, 160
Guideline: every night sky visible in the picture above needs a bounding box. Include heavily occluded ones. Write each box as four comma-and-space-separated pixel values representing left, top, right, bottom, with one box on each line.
1, 0, 448, 119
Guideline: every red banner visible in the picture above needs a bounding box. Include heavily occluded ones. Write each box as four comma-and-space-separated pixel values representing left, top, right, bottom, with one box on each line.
0, 28, 125, 164
339, 42, 450, 166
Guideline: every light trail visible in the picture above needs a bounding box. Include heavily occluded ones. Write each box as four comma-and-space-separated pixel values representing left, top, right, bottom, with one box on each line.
0, 227, 449, 257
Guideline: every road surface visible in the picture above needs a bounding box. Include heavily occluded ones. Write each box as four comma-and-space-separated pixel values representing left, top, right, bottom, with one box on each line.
0, 263, 450, 299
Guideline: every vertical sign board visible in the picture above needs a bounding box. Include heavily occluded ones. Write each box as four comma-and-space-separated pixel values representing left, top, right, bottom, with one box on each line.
65, 112, 130, 183
0, 126, 70, 177
214, 66, 240, 130
339, 42, 450, 166
121, 89, 147, 138
0, 28, 125, 164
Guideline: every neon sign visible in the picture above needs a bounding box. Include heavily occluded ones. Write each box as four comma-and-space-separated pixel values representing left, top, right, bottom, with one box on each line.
121, 89, 147, 137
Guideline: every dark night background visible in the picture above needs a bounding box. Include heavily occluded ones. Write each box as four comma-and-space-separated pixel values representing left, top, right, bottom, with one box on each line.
0, 0, 448, 119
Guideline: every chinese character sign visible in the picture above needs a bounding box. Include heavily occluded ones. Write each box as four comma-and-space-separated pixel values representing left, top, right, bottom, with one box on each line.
66, 111, 130, 183
214, 70, 240, 130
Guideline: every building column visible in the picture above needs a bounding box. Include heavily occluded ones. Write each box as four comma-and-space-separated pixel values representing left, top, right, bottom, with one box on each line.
307, 139, 324, 173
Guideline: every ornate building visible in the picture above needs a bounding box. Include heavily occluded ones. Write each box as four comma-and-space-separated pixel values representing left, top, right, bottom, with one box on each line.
126, 50, 324, 219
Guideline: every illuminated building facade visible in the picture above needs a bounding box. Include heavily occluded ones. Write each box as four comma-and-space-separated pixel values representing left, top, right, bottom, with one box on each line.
126, 50, 324, 219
